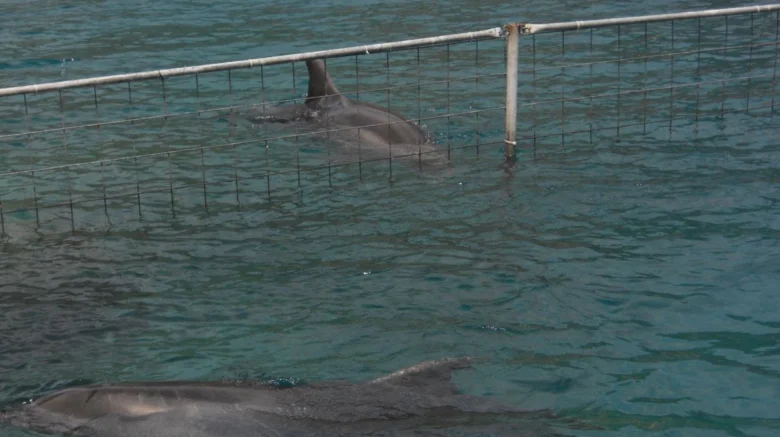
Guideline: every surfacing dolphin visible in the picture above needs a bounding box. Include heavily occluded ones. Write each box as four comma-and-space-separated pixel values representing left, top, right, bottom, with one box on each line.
0, 357, 563, 437
247, 59, 446, 168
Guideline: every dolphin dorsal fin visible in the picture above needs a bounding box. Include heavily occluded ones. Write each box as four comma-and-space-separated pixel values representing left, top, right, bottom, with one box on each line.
305, 59, 349, 110
369, 357, 478, 396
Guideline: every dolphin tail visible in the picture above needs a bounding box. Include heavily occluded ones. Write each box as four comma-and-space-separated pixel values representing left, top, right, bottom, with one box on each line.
369, 357, 485, 396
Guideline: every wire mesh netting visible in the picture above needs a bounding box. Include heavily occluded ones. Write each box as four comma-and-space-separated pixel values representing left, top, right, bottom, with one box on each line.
516, 10, 779, 155
0, 7, 778, 236
0, 38, 507, 234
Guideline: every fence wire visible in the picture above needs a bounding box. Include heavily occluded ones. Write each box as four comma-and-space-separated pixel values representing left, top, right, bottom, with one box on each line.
1, 5, 779, 236
0, 35, 507, 235
514, 8, 779, 154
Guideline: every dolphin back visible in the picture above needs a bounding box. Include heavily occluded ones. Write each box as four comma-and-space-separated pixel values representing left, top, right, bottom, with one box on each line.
369, 357, 477, 395
0, 357, 552, 437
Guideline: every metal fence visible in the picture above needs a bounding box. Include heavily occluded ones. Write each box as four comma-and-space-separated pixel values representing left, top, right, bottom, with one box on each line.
0, 4, 778, 235
503, 4, 780, 158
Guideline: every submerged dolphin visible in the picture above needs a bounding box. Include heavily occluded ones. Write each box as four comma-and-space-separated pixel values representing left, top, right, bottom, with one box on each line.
247, 59, 444, 166
0, 357, 561, 437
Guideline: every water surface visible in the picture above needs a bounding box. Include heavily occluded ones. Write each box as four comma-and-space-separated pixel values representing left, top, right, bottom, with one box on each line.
1, 1, 779, 436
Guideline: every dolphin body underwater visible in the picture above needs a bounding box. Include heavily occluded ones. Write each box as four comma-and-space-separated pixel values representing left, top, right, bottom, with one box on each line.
0, 357, 565, 436
246, 59, 446, 167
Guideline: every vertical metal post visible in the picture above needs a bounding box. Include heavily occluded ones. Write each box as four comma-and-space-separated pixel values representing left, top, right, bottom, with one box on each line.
504, 24, 520, 161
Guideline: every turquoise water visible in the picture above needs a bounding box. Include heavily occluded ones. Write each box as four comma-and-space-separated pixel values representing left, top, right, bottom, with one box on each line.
1, 0, 780, 436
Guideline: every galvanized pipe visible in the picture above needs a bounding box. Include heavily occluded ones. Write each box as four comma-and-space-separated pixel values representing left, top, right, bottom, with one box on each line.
503, 24, 520, 161
522, 4, 780, 34
0, 27, 504, 98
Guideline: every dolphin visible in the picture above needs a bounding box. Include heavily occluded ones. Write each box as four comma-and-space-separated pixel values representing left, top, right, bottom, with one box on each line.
247, 59, 445, 167
0, 357, 562, 437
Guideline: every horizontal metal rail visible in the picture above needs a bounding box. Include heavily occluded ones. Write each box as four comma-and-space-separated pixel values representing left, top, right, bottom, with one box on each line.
1, 67, 772, 176
3, 36, 776, 142
521, 3, 780, 34
0, 27, 503, 98
0, 71, 509, 141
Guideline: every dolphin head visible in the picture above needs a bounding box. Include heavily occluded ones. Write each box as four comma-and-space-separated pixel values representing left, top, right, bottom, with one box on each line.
305, 59, 349, 111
